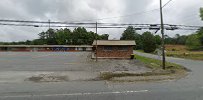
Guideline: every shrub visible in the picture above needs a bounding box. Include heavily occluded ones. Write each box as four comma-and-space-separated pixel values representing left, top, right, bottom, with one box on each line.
142, 32, 156, 53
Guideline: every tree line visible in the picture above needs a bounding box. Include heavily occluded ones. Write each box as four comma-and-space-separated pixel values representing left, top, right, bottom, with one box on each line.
120, 26, 203, 52
120, 26, 161, 53
0, 27, 109, 45
120, 8, 203, 52
1, 26, 202, 52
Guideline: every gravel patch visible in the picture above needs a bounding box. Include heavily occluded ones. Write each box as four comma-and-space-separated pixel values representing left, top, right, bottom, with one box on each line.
0, 52, 151, 83
27, 74, 68, 82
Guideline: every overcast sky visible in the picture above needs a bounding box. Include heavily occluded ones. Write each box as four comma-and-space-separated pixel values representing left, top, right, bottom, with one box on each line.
0, 0, 203, 42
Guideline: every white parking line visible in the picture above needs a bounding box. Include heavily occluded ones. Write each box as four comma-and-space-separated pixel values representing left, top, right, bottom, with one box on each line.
0, 90, 149, 98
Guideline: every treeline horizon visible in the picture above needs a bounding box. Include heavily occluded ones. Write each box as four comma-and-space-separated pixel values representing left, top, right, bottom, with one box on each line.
120, 26, 203, 52
0, 27, 109, 45
1, 7, 203, 53
0, 26, 202, 51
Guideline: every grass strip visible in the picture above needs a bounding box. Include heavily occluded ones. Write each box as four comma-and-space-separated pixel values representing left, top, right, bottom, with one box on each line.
99, 54, 188, 80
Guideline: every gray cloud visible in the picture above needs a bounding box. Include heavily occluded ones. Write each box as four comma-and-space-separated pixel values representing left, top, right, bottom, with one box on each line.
0, 0, 202, 41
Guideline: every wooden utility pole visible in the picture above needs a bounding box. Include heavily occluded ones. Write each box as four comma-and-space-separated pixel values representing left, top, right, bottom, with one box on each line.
160, 0, 166, 70
95, 22, 98, 61
48, 19, 50, 29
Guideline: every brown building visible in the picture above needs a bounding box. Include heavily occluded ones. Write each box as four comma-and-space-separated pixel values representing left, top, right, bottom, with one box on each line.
0, 45, 92, 52
92, 40, 136, 59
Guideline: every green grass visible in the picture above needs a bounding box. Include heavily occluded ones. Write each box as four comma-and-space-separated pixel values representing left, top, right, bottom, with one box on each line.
99, 71, 172, 80
136, 45, 203, 61
135, 50, 145, 53
166, 51, 203, 60
99, 55, 188, 80
165, 45, 203, 61
133, 54, 184, 70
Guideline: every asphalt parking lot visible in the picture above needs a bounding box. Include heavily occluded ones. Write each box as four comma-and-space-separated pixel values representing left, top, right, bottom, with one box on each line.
0, 52, 150, 82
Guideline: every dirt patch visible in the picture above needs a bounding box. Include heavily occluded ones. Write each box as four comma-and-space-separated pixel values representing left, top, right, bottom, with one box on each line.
99, 70, 172, 80
26, 74, 68, 82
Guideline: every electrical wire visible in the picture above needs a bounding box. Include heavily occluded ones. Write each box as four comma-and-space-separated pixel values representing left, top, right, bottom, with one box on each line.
0, 9, 160, 24
71, 9, 160, 22
162, 0, 173, 8
1, 19, 201, 28
70, 0, 174, 22
0, 22, 201, 30
0, 0, 175, 24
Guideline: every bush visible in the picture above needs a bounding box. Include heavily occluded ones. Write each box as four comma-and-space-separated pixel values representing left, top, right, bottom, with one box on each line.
186, 34, 201, 50
142, 32, 156, 53
172, 48, 176, 51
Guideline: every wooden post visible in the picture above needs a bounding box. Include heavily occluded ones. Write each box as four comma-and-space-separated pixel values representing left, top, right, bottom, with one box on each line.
160, 0, 166, 70
96, 22, 98, 61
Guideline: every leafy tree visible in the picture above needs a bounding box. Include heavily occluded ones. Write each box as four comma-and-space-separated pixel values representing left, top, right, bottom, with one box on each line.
25, 40, 32, 45
55, 28, 71, 45
134, 34, 143, 49
31, 39, 45, 45
175, 34, 180, 44
164, 34, 188, 45
196, 8, 203, 48
154, 35, 162, 45
63, 28, 72, 44
38, 28, 57, 45
164, 35, 176, 44
197, 27, 203, 46
46, 30, 57, 45
72, 27, 88, 45
120, 26, 136, 40
0, 27, 108, 45
38, 31, 47, 44
120, 26, 143, 49
38, 32, 46, 40
142, 31, 156, 53
99, 34, 109, 40
200, 8, 203, 20
186, 34, 201, 50
175, 34, 180, 38
46, 28, 56, 39
85, 31, 96, 45
177, 35, 188, 45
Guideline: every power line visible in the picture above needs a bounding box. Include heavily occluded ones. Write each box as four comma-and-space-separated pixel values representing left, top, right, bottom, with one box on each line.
0, 0, 174, 24
0, 22, 201, 31
0, 1, 175, 25
0, 19, 97, 25
165, 24, 202, 28
70, 0, 174, 22
0, 23, 37, 27
71, 9, 160, 22
162, 0, 173, 8
0, 9, 160, 24
1, 19, 202, 28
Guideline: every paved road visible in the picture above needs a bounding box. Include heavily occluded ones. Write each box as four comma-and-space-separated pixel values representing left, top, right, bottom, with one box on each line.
0, 51, 203, 100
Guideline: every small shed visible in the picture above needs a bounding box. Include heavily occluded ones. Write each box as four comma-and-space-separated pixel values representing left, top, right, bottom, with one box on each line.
92, 40, 136, 59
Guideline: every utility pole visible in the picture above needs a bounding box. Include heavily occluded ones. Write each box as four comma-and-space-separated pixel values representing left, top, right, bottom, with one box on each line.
48, 19, 50, 29
95, 22, 98, 62
160, 0, 166, 70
